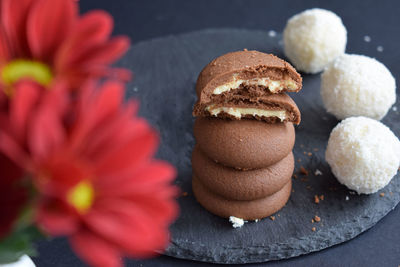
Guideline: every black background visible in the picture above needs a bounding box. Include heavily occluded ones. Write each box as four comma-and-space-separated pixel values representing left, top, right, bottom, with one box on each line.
33, 1, 400, 266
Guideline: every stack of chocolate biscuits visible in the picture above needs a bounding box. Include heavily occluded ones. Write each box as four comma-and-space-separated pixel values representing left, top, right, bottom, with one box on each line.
192, 50, 302, 220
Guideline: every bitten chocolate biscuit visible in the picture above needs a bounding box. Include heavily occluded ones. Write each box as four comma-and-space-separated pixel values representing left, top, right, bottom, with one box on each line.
194, 117, 295, 169
193, 50, 302, 123
192, 176, 292, 220
192, 146, 294, 201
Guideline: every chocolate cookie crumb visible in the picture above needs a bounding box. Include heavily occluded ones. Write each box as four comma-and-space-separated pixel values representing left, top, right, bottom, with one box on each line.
312, 227, 316, 232
307, 152, 312, 156
300, 166, 309, 175
314, 195, 320, 204
270, 216, 276, 221
380, 192, 385, 197
314, 215, 321, 222
320, 195, 325, 201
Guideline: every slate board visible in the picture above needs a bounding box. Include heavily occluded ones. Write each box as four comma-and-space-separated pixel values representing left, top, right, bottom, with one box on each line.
119, 28, 400, 264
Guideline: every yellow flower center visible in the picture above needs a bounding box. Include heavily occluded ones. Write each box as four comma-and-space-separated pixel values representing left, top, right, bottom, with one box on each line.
67, 181, 95, 214
1, 59, 53, 87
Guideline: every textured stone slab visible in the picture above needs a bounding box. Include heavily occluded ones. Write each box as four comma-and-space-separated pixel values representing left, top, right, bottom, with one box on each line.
119, 29, 400, 264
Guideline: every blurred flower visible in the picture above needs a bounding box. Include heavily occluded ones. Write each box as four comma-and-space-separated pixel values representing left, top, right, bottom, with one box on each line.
0, 0, 130, 91
0, 81, 178, 267
0, 153, 28, 239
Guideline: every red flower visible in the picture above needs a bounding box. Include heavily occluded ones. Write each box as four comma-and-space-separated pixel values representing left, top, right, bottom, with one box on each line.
0, 0, 130, 90
0, 152, 28, 239
4, 81, 178, 267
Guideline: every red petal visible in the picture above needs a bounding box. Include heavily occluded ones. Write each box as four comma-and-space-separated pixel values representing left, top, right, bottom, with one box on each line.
28, 105, 65, 161
75, 36, 130, 66
55, 10, 113, 71
0, 131, 30, 169
1, 0, 34, 57
0, 25, 10, 63
36, 198, 79, 236
27, 0, 78, 61
85, 200, 168, 258
69, 82, 124, 151
9, 81, 41, 139
70, 229, 122, 267
95, 128, 158, 176
97, 161, 177, 196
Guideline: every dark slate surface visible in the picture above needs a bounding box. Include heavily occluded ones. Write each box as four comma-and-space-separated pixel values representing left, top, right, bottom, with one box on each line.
34, 1, 400, 266
116, 28, 400, 264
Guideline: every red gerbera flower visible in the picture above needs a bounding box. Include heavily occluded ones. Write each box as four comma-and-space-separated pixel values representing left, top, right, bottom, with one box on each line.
0, 80, 178, 267
0, 0, 130, 90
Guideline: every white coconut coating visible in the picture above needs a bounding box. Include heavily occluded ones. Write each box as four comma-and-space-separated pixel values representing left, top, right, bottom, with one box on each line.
283, 8, 347, 74
321, 54, 396, 120
326, 117, 400, 194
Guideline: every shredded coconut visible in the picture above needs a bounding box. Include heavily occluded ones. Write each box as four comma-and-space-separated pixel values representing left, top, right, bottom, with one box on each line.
326, 117, 400, 194
283, 8, 347, 73
321, 54, 396, 120
314, 169, 323, 176
229, 216, 245, 228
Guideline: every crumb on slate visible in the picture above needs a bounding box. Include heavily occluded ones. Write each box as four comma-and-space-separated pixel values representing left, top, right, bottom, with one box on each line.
277, 214, 280, 217
377, 45, 384, 52
311, 219, 315, 223
297, 158, 302, 163
314, 195, 320, 204
380, 192, 385, 197
292, 189, 295, 193
293, 174, 298, 179
243, 48, 248, 51
314, 169, 323, 176
363, 35, 371, 42
270, 216, 275, 221
301, 177, 309, 182
307, 152, 312, 156
320, 195, 325, 201
314, 215, 321, 222
300, 166, 309, 175
312, 227, 316, 232
345, 196, 350, 201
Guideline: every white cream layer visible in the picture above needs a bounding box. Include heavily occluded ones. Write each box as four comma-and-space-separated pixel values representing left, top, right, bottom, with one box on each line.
213, 77, 298, 95
206, 105, 287, 121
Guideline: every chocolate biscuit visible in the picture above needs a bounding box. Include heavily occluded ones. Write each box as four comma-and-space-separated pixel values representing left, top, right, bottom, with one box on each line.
194, 117, 295, 169
193, 50, 302, 123
192, 176, 292, 220
192, 146, 294, 200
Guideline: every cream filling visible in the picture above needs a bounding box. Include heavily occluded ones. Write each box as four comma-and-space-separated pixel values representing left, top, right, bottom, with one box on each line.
206, 105, 287, 121
212, 77, 298, 95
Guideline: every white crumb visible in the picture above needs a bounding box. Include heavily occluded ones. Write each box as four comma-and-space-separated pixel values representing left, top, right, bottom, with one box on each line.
229, 216, 245, 228
268, 30, 277, 37
363, 35, 371, 42
345, 196, 350, 201
315, 169, 323, 176
392, 106, 397, 111
377, 46, 384, 52
254, 219, 259, 223
349, 191, 356, 195
133, 86, 139, 92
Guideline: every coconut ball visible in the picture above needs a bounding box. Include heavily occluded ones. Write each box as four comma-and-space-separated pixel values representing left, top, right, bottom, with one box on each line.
326, 117, 400, 194
321, 54, 396, 120
283, 8, 347, 74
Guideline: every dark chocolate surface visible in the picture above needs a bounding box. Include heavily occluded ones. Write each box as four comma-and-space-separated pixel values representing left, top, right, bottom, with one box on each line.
119, 29, 399, 264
